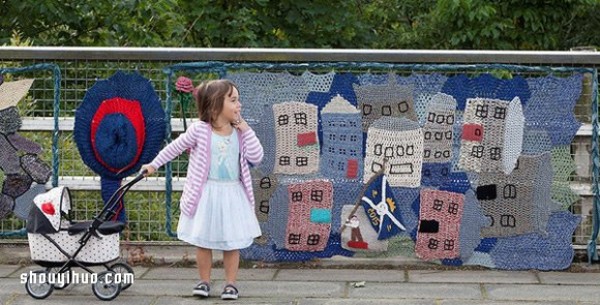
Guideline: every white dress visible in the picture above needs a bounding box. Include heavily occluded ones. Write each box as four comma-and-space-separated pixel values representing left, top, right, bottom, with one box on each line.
177, 131, 261, 250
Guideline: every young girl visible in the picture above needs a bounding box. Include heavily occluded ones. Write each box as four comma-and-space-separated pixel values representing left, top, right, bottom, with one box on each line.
141, 79, 263, 300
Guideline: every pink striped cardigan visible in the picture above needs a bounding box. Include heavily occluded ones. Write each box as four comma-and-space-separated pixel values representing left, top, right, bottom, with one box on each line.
149, 121, 264, 217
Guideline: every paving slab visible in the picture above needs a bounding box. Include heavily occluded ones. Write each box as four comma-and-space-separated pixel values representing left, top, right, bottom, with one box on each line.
348, 282, 482, 300
537, 271, 600, 285
485, 283, 600, 302
155, 296, 297, 305
142, 267, 276, 281
276, 269, 405, 282
298, 299, 435, 305
408, 270, 538, 284
441, 301, 579, 305
234, 281, 345, 299
8, 295, 155, 305
0, 265, 21, 277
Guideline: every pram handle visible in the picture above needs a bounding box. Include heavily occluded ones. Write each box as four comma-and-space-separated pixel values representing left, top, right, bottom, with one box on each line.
94, 170, 147, 225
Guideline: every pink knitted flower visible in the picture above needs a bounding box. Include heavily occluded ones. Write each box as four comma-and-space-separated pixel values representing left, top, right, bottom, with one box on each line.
175, 76, 194, 93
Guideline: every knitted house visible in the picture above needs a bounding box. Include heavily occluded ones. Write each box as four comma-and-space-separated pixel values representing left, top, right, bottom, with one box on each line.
363, 117, 423, 187
284, 180, 333, 251
353, 77, 417, 131
320, 95, 362, 180
477, 152, 556, 237
422, 93, 456, 163
272, 102, 320, 175
416, 189, 465, 260
458, 97, 524, 174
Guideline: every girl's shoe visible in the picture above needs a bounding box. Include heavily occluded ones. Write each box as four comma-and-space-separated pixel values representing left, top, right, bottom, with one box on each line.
193, 281, 210, 297
221, 284, 239, 300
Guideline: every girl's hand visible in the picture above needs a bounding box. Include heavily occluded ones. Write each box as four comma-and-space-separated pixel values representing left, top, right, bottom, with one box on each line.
232, 116, 250, 132
140, 164, 156, 176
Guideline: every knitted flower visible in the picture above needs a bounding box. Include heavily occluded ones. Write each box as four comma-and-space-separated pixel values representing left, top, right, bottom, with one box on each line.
175, 76, 194, 93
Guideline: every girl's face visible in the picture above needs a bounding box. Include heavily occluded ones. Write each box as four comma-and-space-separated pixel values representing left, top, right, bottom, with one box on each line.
217, 86, 241, 124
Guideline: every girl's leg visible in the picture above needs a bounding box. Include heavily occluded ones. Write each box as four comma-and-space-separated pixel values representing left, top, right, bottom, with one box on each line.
196, 247, 212, 282
222, 249, 240, 284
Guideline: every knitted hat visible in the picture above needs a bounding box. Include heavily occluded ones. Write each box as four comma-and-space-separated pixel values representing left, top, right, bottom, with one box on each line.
0, 79, 34, 111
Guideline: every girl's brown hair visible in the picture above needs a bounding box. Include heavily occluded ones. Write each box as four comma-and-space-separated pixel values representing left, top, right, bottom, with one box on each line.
194, 79, 238, 125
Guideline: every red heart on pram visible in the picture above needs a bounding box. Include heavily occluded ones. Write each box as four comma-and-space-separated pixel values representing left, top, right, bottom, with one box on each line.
41, 202, 55, 215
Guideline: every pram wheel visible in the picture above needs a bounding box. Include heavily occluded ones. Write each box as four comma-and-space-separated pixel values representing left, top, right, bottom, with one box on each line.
92, 270, 121, 301
46, 267, 71, 290
25, 269, 54, 299
109, 262, 134, 290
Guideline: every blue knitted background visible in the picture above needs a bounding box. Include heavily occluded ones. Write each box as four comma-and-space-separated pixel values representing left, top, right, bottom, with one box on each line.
162, 63, 589, 270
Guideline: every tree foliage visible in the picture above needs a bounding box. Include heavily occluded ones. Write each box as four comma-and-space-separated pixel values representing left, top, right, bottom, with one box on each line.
1, 0, 598, 49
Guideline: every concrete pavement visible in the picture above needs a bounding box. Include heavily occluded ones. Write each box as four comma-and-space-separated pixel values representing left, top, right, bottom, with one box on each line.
2, 262, 600, 305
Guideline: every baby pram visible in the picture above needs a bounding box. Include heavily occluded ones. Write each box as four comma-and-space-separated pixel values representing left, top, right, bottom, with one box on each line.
24, 172, 145, 301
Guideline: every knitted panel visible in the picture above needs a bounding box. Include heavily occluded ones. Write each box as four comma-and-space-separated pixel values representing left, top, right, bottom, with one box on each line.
341, 205, 389, 252
251, 169, 278, 222
227, 72, 284, 174
457, 190, 489, 263
450, 111, 464, 172
464, 251, 496, 268
477, 153, 553, 237
490, 211, 580, 270
502, 97, 524, 174
354, 76, 417, 131
441, 74, 530, 110
0, 134, 20, 174
521, 128, 553, 155
422, 93, 456, 164
20, 154, 51, 184
357, 72, 395, 85
420, 162, 451, 187
0, 79, 34, 111
0, 107, 22, 134
459, 97, 522, 173
7, 133, 42, 154
301, 71, 335, 93
524, 74, 583, 146
268, 184, 290, 249
273, 102, 320, 175
321, 95, 362, 181
416, 189, 465, 261
364, 117, 423, 187
358, 235, 416, 259
361, 174, 407, 240
439, 171, 472, 195
284, 180, 333, 251
397, 73, 449, 124
551, 146, 580, 209
332, 181, 364, 234
13, 183, 45, 220
0, 193, 14, 219
2, 172, 32, 198
390, 186, 421, 238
